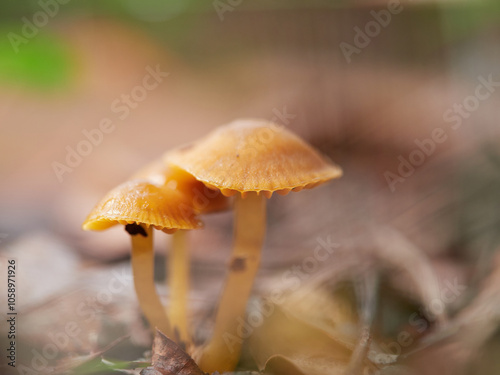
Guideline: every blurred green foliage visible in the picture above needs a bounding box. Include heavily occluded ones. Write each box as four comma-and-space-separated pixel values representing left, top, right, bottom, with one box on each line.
0, 28, 74, 90
442, 0, 500, 39
0, 0, 499, 90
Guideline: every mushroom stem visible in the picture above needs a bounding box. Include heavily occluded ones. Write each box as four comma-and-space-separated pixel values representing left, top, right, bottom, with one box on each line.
168, 230, 191, 345
198, 192, 266, 372
130, 225, 172, 337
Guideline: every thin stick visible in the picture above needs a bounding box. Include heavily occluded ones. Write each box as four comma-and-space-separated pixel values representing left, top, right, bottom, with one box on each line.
130, 225, 172, 337
168, 230, 191, 345
198, 193, 266, 372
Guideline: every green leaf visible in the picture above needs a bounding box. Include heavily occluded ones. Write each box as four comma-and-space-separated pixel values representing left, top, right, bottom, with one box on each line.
72, 357, 149, 374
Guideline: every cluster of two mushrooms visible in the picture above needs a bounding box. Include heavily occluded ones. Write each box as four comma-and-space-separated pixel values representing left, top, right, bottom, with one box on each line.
83, 160, 226, 344
83, 119, 342, 372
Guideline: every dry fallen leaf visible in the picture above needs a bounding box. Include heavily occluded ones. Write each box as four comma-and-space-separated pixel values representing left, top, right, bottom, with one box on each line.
278, 283, 360, 351
248, 268, 410, 375
141, 330, 206, 375
274, 272, 398, 368
250, 306, 352, 375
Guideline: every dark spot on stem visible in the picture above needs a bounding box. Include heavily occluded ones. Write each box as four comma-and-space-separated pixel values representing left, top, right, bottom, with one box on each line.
125, 224, 147, 237
230, 257, 246, 272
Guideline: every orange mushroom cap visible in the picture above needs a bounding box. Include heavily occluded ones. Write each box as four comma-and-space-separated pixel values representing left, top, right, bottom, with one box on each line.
167, 119, 343, 198
82, 180, 202, 234
132, 155, 229, 214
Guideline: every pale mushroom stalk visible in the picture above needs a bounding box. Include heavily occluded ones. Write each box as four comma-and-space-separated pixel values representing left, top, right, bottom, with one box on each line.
127, 224, 172, 337
198, 192, 266, 372
130, 163, 227, 346
168, 230, 191, 345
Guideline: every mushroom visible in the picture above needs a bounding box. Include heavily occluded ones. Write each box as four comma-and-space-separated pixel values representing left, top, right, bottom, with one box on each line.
168, 119, 343, 372
131, 157, 229, 345
83, 179, 202, 339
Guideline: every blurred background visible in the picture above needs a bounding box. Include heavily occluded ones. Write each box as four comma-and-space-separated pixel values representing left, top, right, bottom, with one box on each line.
1, 0, 500, 374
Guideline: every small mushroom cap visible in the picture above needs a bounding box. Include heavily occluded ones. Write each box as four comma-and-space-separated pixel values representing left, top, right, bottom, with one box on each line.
130, 157, 170, 186
168, 119, 343, 197
82, 180, 202, 233
132, 155, 230, 214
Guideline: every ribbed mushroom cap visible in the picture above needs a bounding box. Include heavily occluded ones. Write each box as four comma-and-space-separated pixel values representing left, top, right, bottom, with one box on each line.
167, 119, 343, 198
132, 155, 230, 214
82, 180, 202, 234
